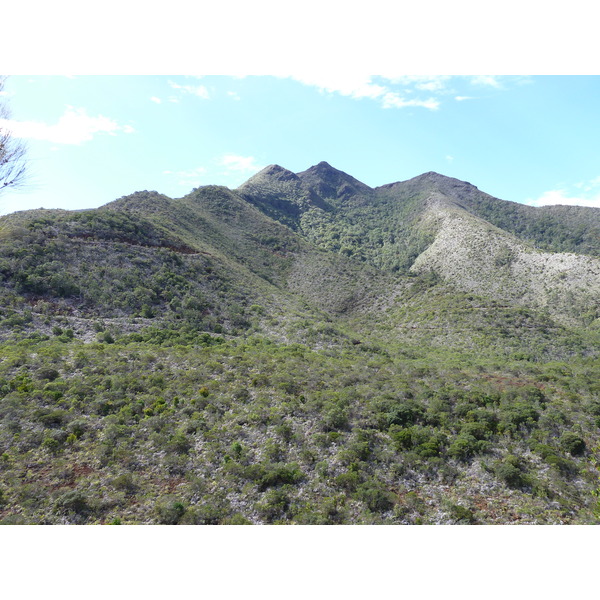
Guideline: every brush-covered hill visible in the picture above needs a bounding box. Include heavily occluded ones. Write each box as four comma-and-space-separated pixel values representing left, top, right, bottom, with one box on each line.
0, 162, 599, 525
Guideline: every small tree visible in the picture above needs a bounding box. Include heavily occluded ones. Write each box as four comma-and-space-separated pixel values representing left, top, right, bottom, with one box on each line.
0, 76, 27, 194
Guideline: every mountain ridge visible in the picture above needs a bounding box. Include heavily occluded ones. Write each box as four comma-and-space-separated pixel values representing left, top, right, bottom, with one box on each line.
1, 161, 600, 525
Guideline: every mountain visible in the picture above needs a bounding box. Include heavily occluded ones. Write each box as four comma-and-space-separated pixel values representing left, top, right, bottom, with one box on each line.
0, 163, 599, 525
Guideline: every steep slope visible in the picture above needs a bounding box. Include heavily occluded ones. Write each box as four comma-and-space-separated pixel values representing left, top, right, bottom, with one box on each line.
296, 161, 374, 205
409, 193, 600, 324
237, 164, 331, 229
380, 171, 600, 257
0, 180, 397, 346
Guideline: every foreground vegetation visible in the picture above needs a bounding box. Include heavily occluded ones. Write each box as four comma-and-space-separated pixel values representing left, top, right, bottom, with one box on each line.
1, 321, 599, 524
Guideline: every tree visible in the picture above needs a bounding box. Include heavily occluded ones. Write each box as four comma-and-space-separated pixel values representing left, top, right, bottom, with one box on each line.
0, 76, 27, 193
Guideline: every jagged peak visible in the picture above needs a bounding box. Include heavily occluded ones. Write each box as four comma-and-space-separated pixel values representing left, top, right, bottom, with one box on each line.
296, 162, 372, 194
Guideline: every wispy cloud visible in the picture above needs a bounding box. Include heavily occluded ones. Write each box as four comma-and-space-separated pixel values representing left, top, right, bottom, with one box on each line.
163, 166, 207, 186
285, 74, 513, 110
0, 106, 134, 145
150, 96, 162, 104
219, 154, 264, 173
526, 179, 600, 208
168, 80, 210, 99
388, 75, 452, 91
291, 75, 388, 100
288, 74, 440, 109
471, 75, 502, 88
381, 92, 440, 110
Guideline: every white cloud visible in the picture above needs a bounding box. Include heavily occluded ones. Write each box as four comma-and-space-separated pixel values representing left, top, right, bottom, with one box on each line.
287, 74, 444, 111
416, 81, 446, 91
381, 92, 440, 110
163, 166, 207, 186
290, 74, 387, 100
168, 80, 210, 99
220, 154, 264, 172
526, 187, 600, 208
389, 76, 452, 92
471, 75, 502, 88
227, 91, 241, 101
0, 106, 135, 145
445, 155, 454, 162
150, 96, 162, 104
454, 95, 473, 101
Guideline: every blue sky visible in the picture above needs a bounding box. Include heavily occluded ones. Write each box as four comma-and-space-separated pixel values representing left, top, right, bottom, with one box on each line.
2, 74, 600, 216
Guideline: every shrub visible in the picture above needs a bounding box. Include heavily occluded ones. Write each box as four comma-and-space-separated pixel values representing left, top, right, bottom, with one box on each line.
258, 463, 304, 491
180, 503, 226, 525
334, 470, 361, 492
168, 430, 191, 455
34, 409, 69, 427
112, 473, 137, 494
320, 405, 349, 431
447, 434, 480, 460
385, 401, 424, 428
447, 503, 476, 524
222, 514, 252, 525
494, 455, 529, 489
155, 497, 186, 524
257, 489, 291, 522
355, 480, 395, 513
42, 436, 61, 453
499, 402, 540, 431
36, 367, 60, 381
55, 490, 91, 515
560, 432, 586, 456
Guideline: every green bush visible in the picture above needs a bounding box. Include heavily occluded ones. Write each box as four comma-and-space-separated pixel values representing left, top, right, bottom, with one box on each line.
168, 430, 191, 455
447, 434, 481, 460
560, 432, 586, 456
155, 497, 186, 524
55, 490, 91, 516
447, 503, 476, 524
385, 401, 424, 428
355, 480, 395, 513
494, 455, 529, 489
180, 503, 226, 525
257, 489, 291, 522
36, 367, 60, 381
111, 473, 137, 494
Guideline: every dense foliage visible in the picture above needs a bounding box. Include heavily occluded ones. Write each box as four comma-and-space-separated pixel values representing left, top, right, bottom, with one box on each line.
0, 330, 598, 524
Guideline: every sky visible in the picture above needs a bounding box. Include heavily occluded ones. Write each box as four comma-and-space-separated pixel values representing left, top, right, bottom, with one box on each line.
2, 74, 600, 216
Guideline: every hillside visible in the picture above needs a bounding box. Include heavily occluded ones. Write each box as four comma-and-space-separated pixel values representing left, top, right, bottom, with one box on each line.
0, 162, 599, 524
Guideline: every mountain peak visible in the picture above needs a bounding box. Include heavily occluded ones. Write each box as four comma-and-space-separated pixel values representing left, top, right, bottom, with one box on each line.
299, 161, 351, 179
376, 171, 480, 196
296, 162, 372, 201
238, 164, 300, 189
